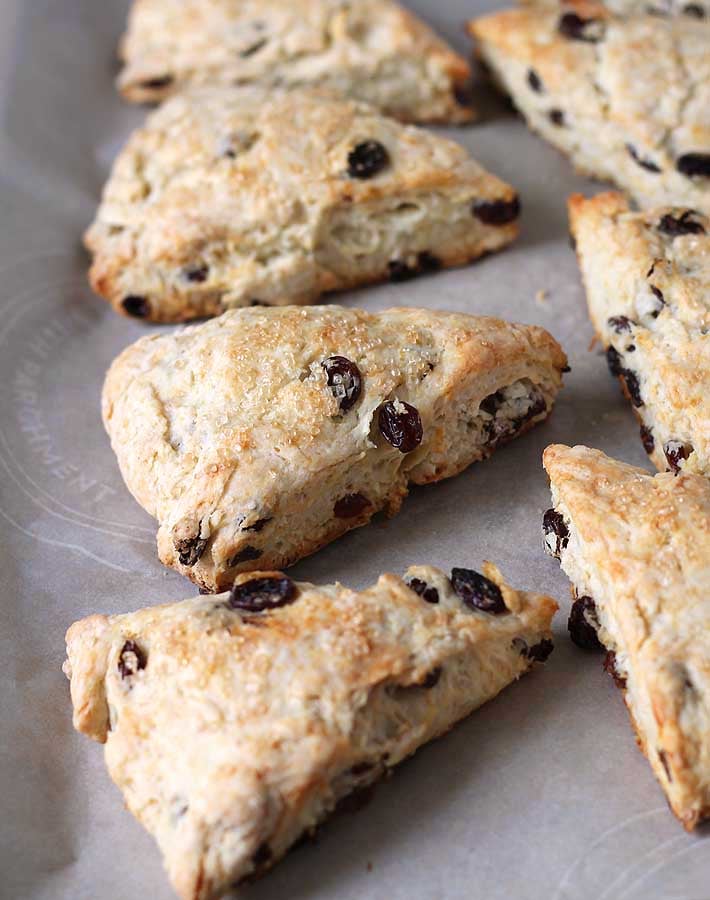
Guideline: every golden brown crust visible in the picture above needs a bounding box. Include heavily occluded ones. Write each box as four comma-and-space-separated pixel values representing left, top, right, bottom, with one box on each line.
543, 444, 710, 829
85, 86, 517, 323
64, 564, 557, 898
102, 305, 567, 590
568, 191, 709, 477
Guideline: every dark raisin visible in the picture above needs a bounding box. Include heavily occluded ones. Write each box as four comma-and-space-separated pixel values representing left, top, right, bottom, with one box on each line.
451, 568, 507, 614
421, 667, 442, 689
241, 516, 272, 533
387, 259, 418, 282
472, 194, 521, 225
626, 144, 661, 174
608, 315, 634, 333
658, 749, 673, 781
676, 153, 710, 178
664, 440, 692, 473
549, 109, 566, 127
251, 842, 272, 870
240, 38, 267, 58
184, 263, 209, 283
229, 575, 297, 612
603, 650, 627, 689
626, 344, 636, 353
121, 295, 150, 318
347, 141, 390, 179
140, 75, 173, 89
561, 364, 572, 373
568, 596, 603, 651
378, 401, 423, 453
333, 493, 371, 518
527, 638, 554, 663
683, 2, 705, 15
542, 508, 569, 558
657, 210, 706, 237
480, 390, 504, 415
417, 251, 441, 273
406, 577, 440, 604
350, 761, 375, 776
118, 640, 147, 679
322, 356, 362, 413
453, 81, 475, 108
649, 286, 665, 315
228, 545, 262, 567
621, 369, 643, 407
606, 345, 623, 376
640, 424, 655, 454
558, 12, 604, 41
527, 68, 543, 93
175, 534, 208, 567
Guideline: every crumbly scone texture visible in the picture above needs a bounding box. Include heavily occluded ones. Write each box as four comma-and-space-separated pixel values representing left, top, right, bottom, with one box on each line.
102, 305, 567, 591
520, 0, 710, 16
543, 444, 710, 830
63, 564, 557, 900
117, 0, 473, 123
468, 3, 710, 212
85, 86, 519, 323
568, 192, 709, 477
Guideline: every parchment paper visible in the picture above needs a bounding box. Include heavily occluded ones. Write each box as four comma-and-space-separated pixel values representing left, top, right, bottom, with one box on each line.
1, 2, 708, 898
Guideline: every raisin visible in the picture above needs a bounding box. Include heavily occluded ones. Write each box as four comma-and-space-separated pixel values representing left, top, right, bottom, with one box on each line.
676, 153, 710, 178
387, 259, 418, 282
184, 263, 209, 283
472, 194, 521, 225
175, 534, 208, 567
228, 545, 262, 567
406, 577, 440, 604
240, 38, 267, 58
322, 356, 362, 413
140, 75, 173, 89
378, 400, 423, 453
527, 638, 554, 663
558, 12, 604, 41
241, 516, 272, 533
451, 568, 507, 614
640, 424, 655, 454
664, 440, 692, 473
657, 210, 706, 236
251, 842, 272, 870
229, 575, 297, 612
542, 508, 569, 558
568, 596, 603, 651
608, 315, 634, 333
626, 144, 661, 173
121, 295, 150, 318
421, 667, 442, 689
606, 346, 623, 376
548, 109, 566, 127
347, 141, 390, 179
118, 640, 147, 679
621, 369, 643, 407
527, 68, 543, 93
683, 3, 705, 15
649, 286, 665, 315
603, 650, 627, 689
453, 81, 475, 108
417, 251, 441, 273
333, 493, 371, 518
480, 390, 504, 415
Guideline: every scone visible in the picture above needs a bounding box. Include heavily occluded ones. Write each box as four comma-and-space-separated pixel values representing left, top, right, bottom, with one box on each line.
102, 305, 568, 591
117, 0, 473, 123
542, 443, 710, 830
86, 87, 520, 323
568, 192, 709, 477
64, 564, 557, 899
467, 4, 710, 213
520, 0, 709, 16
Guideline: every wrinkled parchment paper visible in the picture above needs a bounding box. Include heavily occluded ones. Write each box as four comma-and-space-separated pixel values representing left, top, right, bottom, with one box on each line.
1, 1, 708, 898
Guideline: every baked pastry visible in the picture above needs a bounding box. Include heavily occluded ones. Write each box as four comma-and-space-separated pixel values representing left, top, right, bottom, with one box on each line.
542, 443, 710, 830
116, 0, 473, 123
568, 192, 709, 477
64, 564, 557, 899
520, 0, 710, 16
86, 86, 520, 323
467, 4, 710, 213
102, 305, 568, 591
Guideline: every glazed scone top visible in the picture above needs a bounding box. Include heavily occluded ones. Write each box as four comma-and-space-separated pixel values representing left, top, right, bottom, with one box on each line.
470, 2, 710, 210
117, 0, 472, 122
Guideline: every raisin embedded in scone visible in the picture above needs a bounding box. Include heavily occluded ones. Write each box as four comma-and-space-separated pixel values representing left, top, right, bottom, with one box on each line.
542, 443, 710, 830
102, 305, 568, 591
86, 86, 519, 323
568, 192, 709, 477
117, 0, 474, 123
63, 564, 557, 900
467, 4, 710, 213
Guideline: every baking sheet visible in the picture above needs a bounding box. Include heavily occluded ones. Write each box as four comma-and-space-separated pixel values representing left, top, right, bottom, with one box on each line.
1, 1, 708, 898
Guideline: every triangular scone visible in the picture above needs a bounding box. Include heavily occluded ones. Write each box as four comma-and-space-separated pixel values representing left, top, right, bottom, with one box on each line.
520, 0, 709, 15
542, 444, 710, 830
116, 0, 473, 123
85, 87, 520, 323
64, 565, 557, 899
569, 192, 709, 477
467, 4, 710, 213
103, 305, 567, 591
